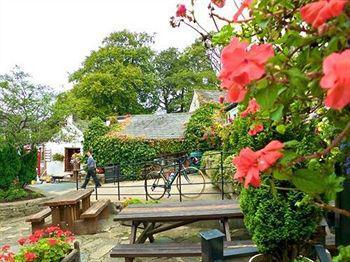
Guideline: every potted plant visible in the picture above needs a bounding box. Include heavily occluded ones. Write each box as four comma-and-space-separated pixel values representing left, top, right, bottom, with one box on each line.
0, 225, 80, 262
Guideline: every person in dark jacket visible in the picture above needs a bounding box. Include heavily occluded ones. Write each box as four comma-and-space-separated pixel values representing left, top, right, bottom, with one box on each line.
81, 150, 101, 188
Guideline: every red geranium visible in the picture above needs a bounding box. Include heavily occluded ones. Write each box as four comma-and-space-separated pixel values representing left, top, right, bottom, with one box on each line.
248, 123, 264, 136
47, 238, 58, 246
24, 252, 37, 262
320, 49, 350, 110
18, 237, 27, 246
301, 0, 347, 29
176, 4, 186, 17
1, 245, 10, 252
241, 99, 260, 117
232, 140, 284, 188
219, 37, 274, 102
211, 0, 226, 8
233, 0, 253, 22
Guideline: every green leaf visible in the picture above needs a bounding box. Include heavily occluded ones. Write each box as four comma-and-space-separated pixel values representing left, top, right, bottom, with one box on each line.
255, 85, 280, 110
292, 169, 325, 195
276, 124, 286, 134
273, 169, 290, 180
271, 105, 284, 121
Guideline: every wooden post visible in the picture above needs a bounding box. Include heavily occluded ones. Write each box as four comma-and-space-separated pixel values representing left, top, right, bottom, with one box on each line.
51, 207, 61, 226
200, 229, 225, 262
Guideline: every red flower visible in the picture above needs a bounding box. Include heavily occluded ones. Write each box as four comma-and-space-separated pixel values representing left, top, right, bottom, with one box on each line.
45, 226, 60, 234
28, 235, 39, 244
241, 99, 260, 117
301, 0, 347, 28
257, 140, 284, 171
47, 238, 57, 246
233, 0, 253, 22
219, 37, 274, 102
24, 252, 37, 262
55, 229, 64, 237
248, 123, 264, 136
233, 148, 261, 188
232, 140, 284, 188
212, 0, 226, 8
320, 50, 350, 110
219, 96, 225, 104
176, 4, 186, 17
1, 245, 10, 252
33, 230, 44, 239
18, 237, 27, 246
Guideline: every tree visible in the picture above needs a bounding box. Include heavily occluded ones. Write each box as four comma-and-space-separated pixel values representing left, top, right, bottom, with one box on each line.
154, 42, 218, 113
61, 30, 158, 120
0, 66, 56, 145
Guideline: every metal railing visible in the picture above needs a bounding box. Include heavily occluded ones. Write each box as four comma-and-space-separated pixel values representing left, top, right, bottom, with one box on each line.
75, 151, 237, 202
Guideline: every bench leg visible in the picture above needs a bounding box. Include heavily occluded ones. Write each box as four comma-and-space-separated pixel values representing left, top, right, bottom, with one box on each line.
82, 197, 91, 213
129, 221, 139, 244
125, 258, 134, 262
31, 221, 45, 233
222, 218, 231, 242
51, 207, 61, 226
85, 217, 98, 234
100, 206, 109, 219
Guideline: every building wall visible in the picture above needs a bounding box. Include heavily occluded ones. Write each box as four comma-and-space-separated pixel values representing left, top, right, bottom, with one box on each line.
189, 92, 200, 113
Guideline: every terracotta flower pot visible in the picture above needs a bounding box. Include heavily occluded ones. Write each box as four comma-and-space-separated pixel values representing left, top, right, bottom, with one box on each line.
249, 254, 313, 262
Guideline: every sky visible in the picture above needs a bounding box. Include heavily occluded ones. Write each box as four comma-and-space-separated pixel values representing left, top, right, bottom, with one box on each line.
0, 0, 235, 92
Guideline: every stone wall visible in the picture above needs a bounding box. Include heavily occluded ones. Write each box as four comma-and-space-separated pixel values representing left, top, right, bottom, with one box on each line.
0, 196, 52, 221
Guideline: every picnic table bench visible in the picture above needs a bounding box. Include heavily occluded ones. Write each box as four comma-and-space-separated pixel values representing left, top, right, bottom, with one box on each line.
112, 200, 244, 261
26, 189, 110, 234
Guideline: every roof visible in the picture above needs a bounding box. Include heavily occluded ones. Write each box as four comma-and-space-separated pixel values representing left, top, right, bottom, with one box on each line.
194, 89, 224, 104
117, 113, 192, 140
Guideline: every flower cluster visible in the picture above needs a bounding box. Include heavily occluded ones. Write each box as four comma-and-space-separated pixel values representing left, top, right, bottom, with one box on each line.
232, 141, 284, 188
0, 245, 14, 262
211, 0, 226, 8
176, 4, 186, 17
18, 226, 74, 246
218, 37, 274, 103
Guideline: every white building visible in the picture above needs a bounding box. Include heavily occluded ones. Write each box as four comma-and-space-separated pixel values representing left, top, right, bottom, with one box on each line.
43, 116, 86, 176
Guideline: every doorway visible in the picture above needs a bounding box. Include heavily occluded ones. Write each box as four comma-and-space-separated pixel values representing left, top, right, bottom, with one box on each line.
64, 148, 81, 172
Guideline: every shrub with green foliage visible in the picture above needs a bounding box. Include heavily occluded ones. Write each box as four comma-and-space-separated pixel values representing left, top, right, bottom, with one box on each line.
0, 185, 42, 202
18, 148, 37, 187
83, 118, 186, 180
333, 245, 350, 262
184, 103, 222, 151
240, 185, 322, 261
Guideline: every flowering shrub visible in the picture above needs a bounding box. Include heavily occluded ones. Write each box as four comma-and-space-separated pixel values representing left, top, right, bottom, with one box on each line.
0, 226, 75, 262
172, 0, 350, 219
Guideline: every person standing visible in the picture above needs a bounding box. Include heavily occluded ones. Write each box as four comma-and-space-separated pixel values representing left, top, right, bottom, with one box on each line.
81, 150, 101, 188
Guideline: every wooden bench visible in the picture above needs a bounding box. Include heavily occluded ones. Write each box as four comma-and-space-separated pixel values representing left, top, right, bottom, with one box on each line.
77, 199, 110, 234
26, 208, 52, 232
110, 242, 257, 262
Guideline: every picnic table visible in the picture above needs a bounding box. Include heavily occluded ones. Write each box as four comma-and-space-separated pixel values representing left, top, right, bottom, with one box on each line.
42, 188, 94, 230
114, 200, 243, 244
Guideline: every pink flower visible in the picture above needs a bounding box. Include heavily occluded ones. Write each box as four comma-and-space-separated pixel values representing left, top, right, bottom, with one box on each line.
45, 225, 60, 234
24, 252, 37, 262
232, 140, 284, 188
320, 50, 350, 110
47, 238, 57, 246
233, 0, 253, 22
241, 99, 260, 117
176, 4, 186, 17
1, 245, 10, 252
257, 140, 284, 171
301, 0, 347, 29
212, 0, 226, 8
219, 37, 274, 102
233, 148, 261, 188
248, 124, 264, 136
18, 237, 27, 246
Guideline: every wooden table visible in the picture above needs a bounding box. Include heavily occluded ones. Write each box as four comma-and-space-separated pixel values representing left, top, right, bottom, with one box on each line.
114, 200, 243, 244
43, 189, 94, 230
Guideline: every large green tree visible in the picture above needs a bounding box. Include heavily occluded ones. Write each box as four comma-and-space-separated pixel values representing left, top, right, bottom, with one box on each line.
61, 30, 157, 120
154, 42, 218, 113
0, 66, 56, 145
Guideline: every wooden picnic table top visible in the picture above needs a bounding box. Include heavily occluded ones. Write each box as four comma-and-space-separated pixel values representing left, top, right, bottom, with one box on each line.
43, 189, 94, 207
114, 200, 243, 222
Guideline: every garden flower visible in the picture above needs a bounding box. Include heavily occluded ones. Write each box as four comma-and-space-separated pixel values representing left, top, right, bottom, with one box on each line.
219, 37, 274, 102
176, 4, 186, 17
232, 148, 261, 188
320, 49, 350, 110
1, 245, 10, 252
219, 95, 225, 104
240, 98, 260, 117
248, 123, 263, 136
47, 238, 57, 246
257, 140, 284, 171
233, 0, 253, 22
300, 0, 347, 28
18, 238, 26, 246
24, 252, 37, 262
211, 0, 225, 8
232, 140, 284, 188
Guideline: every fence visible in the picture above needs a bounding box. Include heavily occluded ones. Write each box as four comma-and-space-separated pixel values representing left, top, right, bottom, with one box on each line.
75, 151, 237, 202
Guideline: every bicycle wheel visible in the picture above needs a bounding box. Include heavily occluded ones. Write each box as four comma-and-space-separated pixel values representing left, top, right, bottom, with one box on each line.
176, 167, 205, 198
144, 171, 166, 200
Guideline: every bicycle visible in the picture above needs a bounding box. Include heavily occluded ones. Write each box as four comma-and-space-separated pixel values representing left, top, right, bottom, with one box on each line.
144, 156, 206, 200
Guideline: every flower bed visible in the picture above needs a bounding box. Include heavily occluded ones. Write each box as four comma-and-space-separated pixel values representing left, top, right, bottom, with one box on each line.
0, 226, 78, 262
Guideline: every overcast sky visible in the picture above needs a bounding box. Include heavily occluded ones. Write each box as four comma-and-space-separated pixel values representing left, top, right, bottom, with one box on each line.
0, 0, 235, 92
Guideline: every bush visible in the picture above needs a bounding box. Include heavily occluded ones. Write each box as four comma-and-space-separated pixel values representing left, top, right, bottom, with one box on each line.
18, 148, 37, 187
184, 103, 222, 151
0, 143, 21, 190
240, 184, 322, 261
52, 153, 64, 161
0, 185, 42, 202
